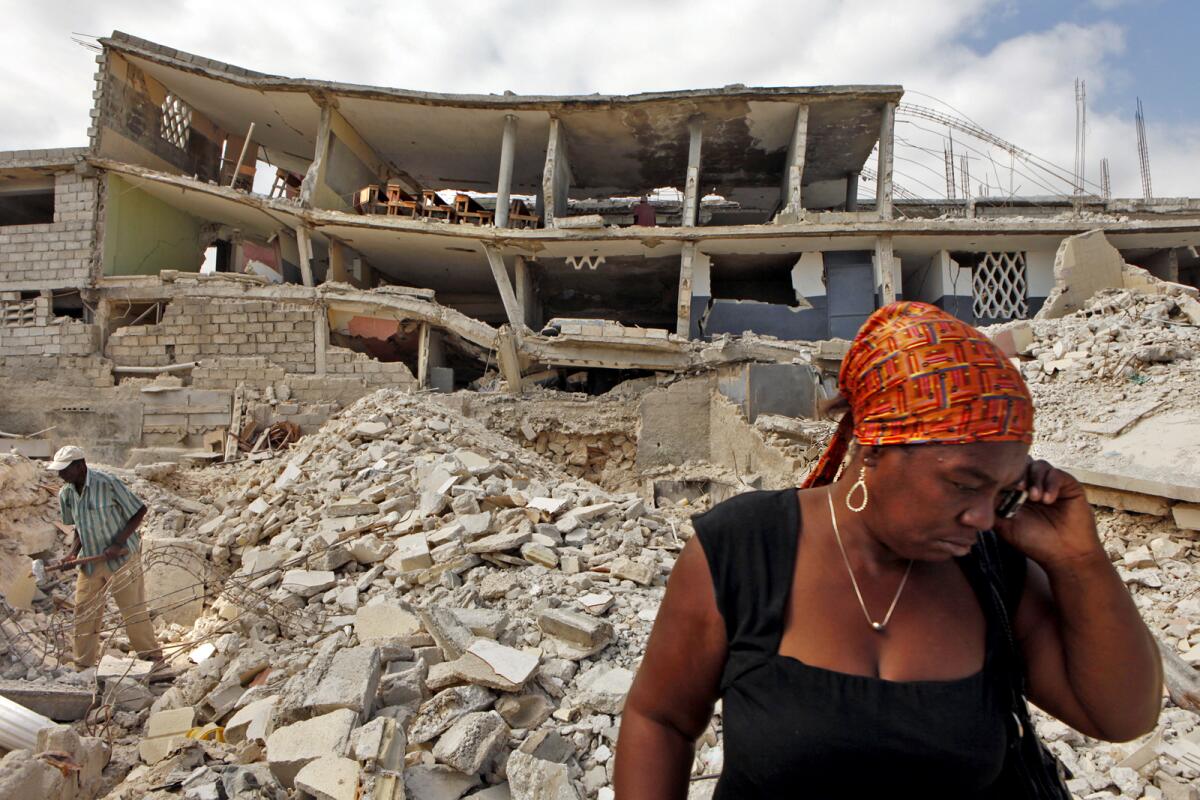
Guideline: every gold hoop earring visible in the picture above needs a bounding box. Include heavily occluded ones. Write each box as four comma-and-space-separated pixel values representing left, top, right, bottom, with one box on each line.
845, 466, 869, 513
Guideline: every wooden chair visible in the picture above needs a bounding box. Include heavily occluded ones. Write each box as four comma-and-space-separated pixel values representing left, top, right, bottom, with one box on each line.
422, 190, 455, 222
453, 193, 494, 226
385, 181, 422, 217
508, 198, 541, 229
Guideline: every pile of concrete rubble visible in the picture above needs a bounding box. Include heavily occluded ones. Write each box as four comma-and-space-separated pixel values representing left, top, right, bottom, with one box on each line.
0, 288, 1197, 799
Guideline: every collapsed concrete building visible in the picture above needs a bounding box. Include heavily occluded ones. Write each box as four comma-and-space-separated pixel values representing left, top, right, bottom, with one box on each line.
3, 32, 1200, 465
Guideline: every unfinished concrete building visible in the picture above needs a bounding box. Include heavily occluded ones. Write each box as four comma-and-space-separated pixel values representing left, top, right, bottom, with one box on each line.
2, 31, 1200, 465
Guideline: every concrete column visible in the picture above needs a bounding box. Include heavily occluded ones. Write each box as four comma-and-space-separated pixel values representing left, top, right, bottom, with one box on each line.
876, 102, 896, 219
484, 246, 526, 339
300, 105, 333, 210
313, 307, 328, 374
845, 171, 860, 211
495, 326, 524, 395
676, 242, 697, 337
328, 239, 351, 284
682, 117, 704, 227
416, 322, 430, 388
495, 114, 519, 228
542, 118, 570, 226
513, 256, 541, 329
874, 236, 896, 305
781, 105, 809, 214
295, 227, 315, 287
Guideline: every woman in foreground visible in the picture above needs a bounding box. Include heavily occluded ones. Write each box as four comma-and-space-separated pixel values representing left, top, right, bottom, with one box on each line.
613, 301, 1162, 799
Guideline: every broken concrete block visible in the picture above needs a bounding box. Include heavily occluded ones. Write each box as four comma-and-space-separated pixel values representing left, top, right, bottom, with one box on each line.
457, 512, 493, 538
451, 608, 509, 639
378, 659, 429, 707
387, 533, 433, 572
281, 569, 336, 597
454, 450, 493, 475
305, 645, 382, 720
348, 535, 389, 564
0, 680, 94, 722
506, 750, 581, 800
1173, 502, 1200, 531
404, 764, 478, 800
139, 707, 195, 764
142, 537, 209, 626
265, 707, 357, 787
420, 607, 476, 661
608, 556, 655, 585
200, 681, 245, 722
102, 677, 155, 712
356, 603, 422, 642
274, 462, 303, 491
521, 542, 558, 568
1037, 230, 1126, 319
574, 664, 634, 714
526, 497, 569, 517
576, 592, 614, 616
537, 608, 613, 651
465, 640, 539, 687
495, 693, 555, 731
466, 529, 532, 554
294, 756, 361, 800
354, 421, 389, 439
432, 710, 508, 774
409, 685, 497, 744
97, 654, 154, 682
327, 497, 380, 518
225, 695, 277, 745
350, 715, 405, 771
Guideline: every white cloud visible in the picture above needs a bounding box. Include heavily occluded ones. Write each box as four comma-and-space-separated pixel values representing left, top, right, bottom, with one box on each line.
0, 0, 1194, 198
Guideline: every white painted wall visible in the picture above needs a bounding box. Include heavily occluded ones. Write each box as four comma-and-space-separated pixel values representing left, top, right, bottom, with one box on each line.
790, 252, 825, 301
692, 251, 712, 296
1025, 248, 1057, 297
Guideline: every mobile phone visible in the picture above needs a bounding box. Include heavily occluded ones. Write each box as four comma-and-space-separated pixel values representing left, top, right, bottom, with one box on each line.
996, 488, 1028, 519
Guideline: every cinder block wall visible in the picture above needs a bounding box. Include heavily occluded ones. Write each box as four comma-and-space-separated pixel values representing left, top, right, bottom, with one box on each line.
0, 171, 99, 291
0, 295, 110, 386
107, 298, 319, 372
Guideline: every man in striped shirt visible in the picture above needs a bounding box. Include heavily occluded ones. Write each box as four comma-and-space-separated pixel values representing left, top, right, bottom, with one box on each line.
48, 446, 162, 668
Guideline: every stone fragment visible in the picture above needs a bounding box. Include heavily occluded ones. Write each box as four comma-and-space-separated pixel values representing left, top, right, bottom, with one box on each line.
387, 533, 433, 572
454, 450, 493, 475
506, 750, 581, 800
97, 654, 154, 682
295, 756, 361, 800
266, 707, 357, 787
432, 710, 509, 774
526, 497, 568, 517
409, 685, 497, 744
465, 529, 531, 554
495, 693, 555, 730
608, 556, 654, 585
537, 609, 613, 651
457, 512, 493, 538
451, 608, 509, 639
354, 421, 389, 439
281, 570, 336, 597
356, 603, 422, 642
577, 592, 614, 615
521, 542, 558, 568
140, 707, 195, 764
1173, 502, 1200, 531
305, 646, 382, 720
420, 607, 476, 660
378, 659, 429, 707
518, 730, 574, 763
350, 716, 405, 771
102, 677, 155, 712
465, 640, 540, 687
225, 695, 277, 744
574, 664, 634, 714
328, 497, 380, 517
404, 765, 478, 800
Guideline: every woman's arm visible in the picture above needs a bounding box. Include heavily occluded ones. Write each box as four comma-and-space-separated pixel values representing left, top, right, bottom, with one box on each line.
1000, 461, 1163, 742
613, 537, 728, 799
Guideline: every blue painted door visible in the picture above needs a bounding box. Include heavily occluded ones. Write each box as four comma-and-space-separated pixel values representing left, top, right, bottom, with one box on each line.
825, 251, 876, 339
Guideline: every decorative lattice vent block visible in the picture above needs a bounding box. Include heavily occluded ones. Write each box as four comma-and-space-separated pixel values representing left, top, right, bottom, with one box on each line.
160, 93, 193, 150
973, 252, 1028, 320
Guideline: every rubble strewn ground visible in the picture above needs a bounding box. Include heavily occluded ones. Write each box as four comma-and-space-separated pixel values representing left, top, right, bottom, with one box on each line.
0, 291, 1197, 800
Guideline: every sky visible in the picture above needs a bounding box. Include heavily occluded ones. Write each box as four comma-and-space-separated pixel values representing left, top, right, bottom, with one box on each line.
1, 0, 1197, 200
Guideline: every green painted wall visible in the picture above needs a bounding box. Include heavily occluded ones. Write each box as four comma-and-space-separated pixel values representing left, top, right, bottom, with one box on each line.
102, 174, 205, 276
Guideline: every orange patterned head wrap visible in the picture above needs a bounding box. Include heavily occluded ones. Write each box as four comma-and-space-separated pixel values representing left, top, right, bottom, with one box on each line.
802, 301, 1034, 488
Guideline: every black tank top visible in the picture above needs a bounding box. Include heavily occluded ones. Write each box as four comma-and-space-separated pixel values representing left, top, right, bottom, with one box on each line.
694, 489, 1025, 799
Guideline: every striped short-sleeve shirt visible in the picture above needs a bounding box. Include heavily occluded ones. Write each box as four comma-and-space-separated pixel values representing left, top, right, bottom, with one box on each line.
59, 469, 145, 575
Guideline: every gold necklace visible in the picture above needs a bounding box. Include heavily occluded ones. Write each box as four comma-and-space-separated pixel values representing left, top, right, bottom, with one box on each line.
826, 490, 914, 632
